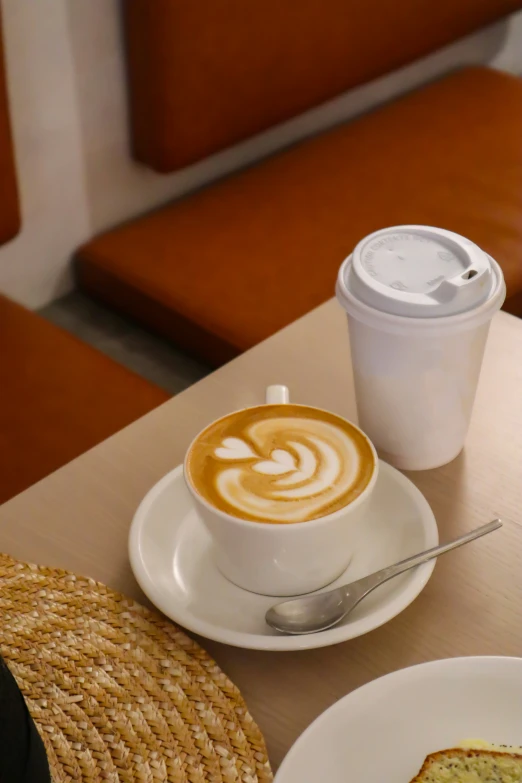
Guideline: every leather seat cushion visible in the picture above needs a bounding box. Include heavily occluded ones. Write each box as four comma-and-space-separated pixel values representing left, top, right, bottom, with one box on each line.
77, 67, 522, 366
0, 294, 169, 503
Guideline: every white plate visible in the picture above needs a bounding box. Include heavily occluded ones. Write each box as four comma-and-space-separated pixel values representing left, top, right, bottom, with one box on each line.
129, 460, 438, 651
275, 656, 522, 783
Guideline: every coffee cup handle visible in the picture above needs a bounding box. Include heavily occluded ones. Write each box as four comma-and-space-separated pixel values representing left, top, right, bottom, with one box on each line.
265, 385, 289, 405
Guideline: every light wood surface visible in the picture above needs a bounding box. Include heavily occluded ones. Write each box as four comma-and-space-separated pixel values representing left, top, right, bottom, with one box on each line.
1, 301, 522, 769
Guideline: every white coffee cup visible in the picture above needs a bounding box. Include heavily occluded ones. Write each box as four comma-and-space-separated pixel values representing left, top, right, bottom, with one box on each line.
336, 225, 506, 471
184, 386, 378, 597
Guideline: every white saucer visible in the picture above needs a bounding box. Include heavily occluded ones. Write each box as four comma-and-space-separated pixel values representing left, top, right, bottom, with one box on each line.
129, 461, 438, 651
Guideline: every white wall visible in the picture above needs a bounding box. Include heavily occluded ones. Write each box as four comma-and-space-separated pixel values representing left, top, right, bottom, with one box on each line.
1, 0, 521, 309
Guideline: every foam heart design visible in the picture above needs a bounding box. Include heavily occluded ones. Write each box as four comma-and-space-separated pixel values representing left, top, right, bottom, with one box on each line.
215, 437, 257, 461
207, 414, 367, 523
252, 449, 297, 475
271, 449, 296, 468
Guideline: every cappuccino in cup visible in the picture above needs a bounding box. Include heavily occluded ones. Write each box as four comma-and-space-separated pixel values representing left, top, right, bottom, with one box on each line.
184, 387, 378, 596
185, 404, 374, 524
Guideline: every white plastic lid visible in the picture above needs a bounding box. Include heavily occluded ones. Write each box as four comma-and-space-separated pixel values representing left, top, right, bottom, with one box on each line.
341, 226, 497, 317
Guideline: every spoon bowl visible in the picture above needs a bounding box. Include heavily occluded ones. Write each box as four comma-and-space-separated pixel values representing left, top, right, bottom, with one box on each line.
266, 588, 348, 635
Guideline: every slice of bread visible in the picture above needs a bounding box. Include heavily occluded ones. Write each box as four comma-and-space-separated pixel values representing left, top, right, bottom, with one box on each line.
410, 747, 522, 782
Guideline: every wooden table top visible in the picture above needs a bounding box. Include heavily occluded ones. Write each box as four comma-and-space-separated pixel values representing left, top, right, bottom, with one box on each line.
1, 301, 521, 769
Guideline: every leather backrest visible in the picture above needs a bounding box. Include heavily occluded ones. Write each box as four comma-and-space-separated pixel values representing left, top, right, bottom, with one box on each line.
0, 7, 19, 243
124, 0, 521, 173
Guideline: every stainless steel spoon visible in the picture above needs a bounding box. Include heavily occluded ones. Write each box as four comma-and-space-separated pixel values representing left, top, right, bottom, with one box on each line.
266, 518, 502, 635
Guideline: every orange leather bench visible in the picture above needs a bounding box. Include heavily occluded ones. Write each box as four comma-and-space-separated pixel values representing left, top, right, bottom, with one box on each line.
77, 1, 522, 367
0, 7, 168, 505
0, 294, 169, 504
0, 6, 20, 245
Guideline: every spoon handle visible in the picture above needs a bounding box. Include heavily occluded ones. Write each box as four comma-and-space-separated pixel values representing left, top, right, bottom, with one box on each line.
347, 518, 502, 600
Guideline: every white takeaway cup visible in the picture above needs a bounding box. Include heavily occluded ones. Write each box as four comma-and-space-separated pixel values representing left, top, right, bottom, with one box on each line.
184, 386, 378, 597
336, 225, 506, 471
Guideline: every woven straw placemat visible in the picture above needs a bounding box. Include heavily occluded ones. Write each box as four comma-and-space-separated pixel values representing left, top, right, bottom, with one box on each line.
0, 553, 273, 783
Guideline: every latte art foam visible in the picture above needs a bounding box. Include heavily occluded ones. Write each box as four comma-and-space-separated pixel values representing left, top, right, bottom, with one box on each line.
186, 405, 375, 523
